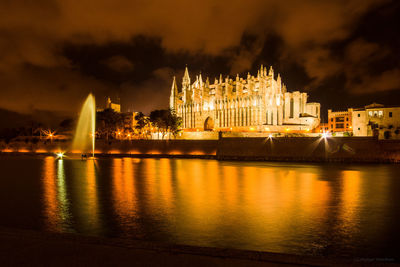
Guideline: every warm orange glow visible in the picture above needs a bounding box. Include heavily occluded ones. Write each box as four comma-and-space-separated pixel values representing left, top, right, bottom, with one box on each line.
113, 158, 137, 228
169, 150, 183, 155
250, 127, 255, 131
18, 148, 30, 153
148, 150, 161, 154
84, 160, 100, 231
35, 149, 47, 153
43, 156, 58, 230
2, 149, 13, 152
109, 150, 121, 154
189, 150, 206, 155
339, 170, 361, 235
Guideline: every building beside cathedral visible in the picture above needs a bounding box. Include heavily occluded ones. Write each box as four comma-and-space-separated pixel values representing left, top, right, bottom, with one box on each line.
170, 65, 321, 132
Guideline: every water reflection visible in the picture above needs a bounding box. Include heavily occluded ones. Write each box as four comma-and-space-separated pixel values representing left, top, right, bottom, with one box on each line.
74, 159, 101, 234
112, 158, 137, 232
42, 156, 58, 230
339, 170, 361, 238
42, 157, 71, 231
37, 158, 400, 257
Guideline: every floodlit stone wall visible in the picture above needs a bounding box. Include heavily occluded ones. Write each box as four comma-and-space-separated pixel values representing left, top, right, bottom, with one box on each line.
1, 137, 399, 162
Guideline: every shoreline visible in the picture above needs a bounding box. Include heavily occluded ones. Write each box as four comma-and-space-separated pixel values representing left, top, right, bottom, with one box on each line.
0, 226, 383, 266
1, 151, 399, 164
1, 136, 400, 163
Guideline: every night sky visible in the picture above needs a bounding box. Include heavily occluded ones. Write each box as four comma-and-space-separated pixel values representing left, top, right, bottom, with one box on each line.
0, 0, 399, 122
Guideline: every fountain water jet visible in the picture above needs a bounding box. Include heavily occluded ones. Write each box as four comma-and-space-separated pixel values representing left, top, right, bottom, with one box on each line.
72, 94, 96, 157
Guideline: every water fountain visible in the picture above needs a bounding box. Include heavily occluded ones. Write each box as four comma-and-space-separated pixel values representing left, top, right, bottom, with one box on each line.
72, 94, 96, 157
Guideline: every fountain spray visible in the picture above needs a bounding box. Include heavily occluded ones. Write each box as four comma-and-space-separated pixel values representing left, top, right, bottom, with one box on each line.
72, 93, 96, 158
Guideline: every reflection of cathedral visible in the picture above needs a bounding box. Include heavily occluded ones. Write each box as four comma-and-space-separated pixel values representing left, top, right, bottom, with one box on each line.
170, 65, 321, 132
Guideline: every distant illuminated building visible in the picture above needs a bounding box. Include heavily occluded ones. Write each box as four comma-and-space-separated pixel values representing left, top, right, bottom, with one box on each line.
327, 108, 353, 133
352, 103, 400, 139
106, 97, 121, 112
170, 65, 320, 132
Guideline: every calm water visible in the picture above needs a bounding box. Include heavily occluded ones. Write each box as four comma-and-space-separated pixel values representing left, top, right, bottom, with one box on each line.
0, 155, 400, 259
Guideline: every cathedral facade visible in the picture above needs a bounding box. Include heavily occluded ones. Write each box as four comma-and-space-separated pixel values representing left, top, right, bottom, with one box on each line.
170, 65, 320, 132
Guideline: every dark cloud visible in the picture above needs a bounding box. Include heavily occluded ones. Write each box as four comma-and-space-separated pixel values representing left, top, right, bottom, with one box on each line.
0, 0, 398, 116
350, 68, 400, 94
102, 55, 134, 73
121, 67, 174, 114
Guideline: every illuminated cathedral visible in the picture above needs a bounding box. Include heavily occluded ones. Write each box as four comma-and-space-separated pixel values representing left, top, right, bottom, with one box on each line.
170, 65, 320, 132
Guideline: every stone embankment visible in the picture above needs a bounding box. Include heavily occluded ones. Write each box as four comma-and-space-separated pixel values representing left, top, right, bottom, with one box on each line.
1, 137, 400, 163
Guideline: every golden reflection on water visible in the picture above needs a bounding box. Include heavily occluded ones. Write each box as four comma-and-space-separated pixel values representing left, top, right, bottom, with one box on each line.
84, 159, 100, 231
42, 157, 71, 231
339, 170, 361, 235
112, 158, 137, 223
57, 159, 71, 226
43, 156, 58, 230
41, 157, 395, 254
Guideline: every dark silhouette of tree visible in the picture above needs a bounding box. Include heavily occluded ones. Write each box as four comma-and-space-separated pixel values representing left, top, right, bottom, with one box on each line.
96, 108, 124, 140
149, 109, 182, 139
134, 112, 150, 139
168, 109, 182, 138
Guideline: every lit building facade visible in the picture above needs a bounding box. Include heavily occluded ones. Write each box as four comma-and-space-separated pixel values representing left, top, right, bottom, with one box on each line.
327, 108, 353, 133
352, 103, 400, 139
106, 97, 121, 112
170, 66, 320, 132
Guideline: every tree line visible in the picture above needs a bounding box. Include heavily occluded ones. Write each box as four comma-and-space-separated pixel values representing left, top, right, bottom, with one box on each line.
96, 108, 182, 140
0, 108, 182, 143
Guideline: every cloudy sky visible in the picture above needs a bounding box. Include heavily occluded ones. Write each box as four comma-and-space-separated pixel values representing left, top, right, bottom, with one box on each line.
0, 0, 399, 119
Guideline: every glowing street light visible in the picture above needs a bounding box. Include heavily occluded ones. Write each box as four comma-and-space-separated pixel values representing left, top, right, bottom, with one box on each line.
42, 129, 56, 142
56, 152, 65, 159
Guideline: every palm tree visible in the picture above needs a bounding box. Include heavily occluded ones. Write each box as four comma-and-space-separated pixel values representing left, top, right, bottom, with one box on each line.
135, 112, 150, 139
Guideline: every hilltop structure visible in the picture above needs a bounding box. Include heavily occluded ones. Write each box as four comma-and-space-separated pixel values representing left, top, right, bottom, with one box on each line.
170, 65, 320, 132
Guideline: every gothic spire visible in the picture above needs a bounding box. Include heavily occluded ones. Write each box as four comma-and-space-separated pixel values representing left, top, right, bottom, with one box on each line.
184, 65, 189, 79
199, 72, 203, 87
268, 66, 274, 78
171, 76, 178, 93
169, 76, 178, 110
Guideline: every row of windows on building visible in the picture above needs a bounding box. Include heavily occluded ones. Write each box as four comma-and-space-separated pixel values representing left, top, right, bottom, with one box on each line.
330, 117, 350, 122
330, 123, 350, 129
363, 110, 393, 117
